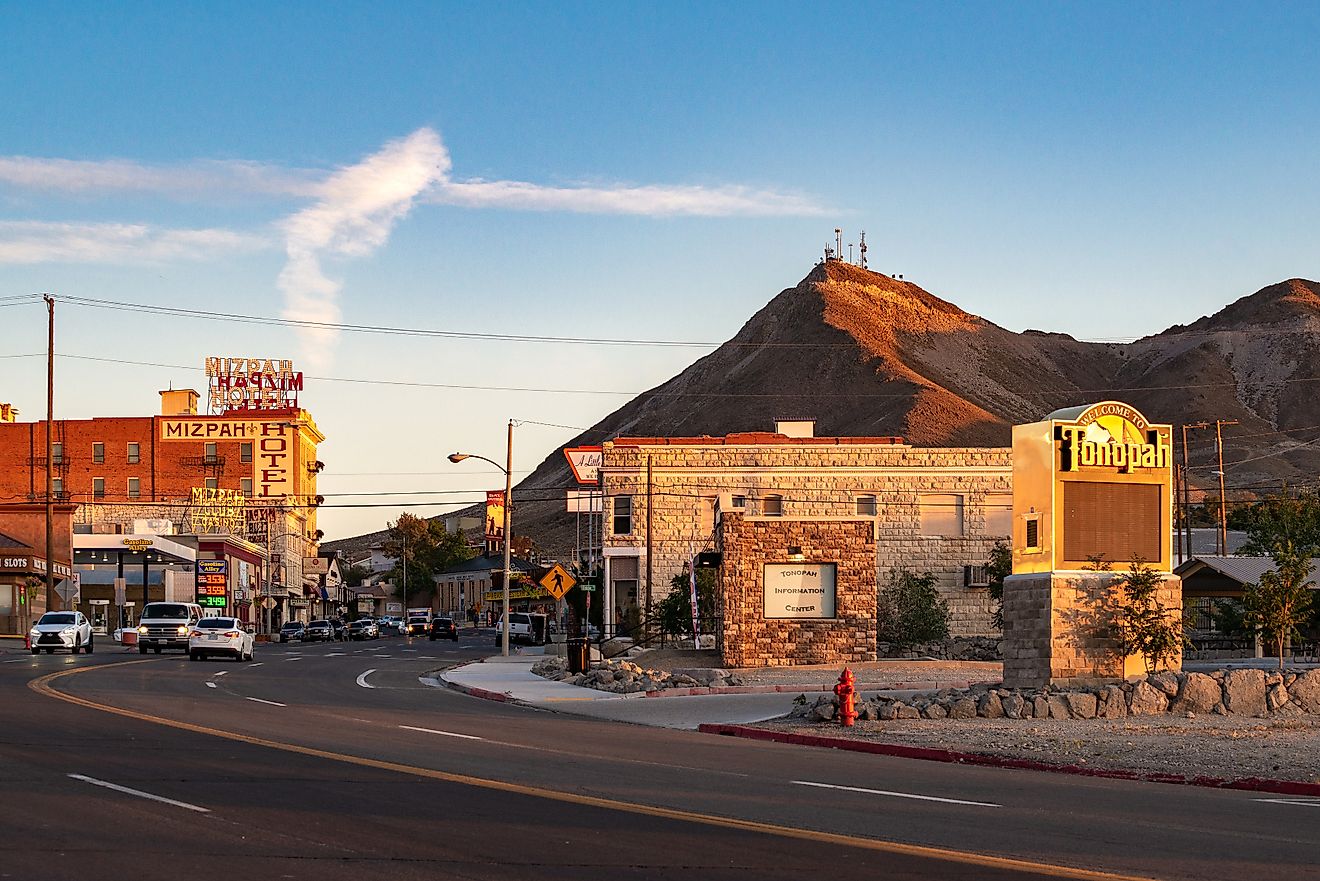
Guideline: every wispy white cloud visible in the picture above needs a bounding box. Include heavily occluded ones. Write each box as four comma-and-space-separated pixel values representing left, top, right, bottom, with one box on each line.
277, 129, 449, 369
0, 156, 322, 199
431, 179, 825, 216
0, 220, 267, 265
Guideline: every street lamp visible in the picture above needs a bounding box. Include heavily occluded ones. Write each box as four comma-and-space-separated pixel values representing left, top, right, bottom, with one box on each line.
449, 419, 514, 657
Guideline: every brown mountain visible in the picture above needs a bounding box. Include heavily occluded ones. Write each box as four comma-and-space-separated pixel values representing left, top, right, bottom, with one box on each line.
384, 265, 1320, 555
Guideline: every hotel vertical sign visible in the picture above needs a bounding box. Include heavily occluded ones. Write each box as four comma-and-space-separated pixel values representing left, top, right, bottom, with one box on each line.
160, 419, 295, 499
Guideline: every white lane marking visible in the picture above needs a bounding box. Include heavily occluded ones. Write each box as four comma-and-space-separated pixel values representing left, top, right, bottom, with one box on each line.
285, 657, 302, 662
213, 671, 228, 677
327, 652, 345, 657
248, 662, 263, 668
205, 682, 217, 689
244, 697, 286, 707
399, 724, 482, 741
1255, 797, 1320, 807
792, 780, 1000, 808
418, 656, 437, 660
68, 774, 210, 813
356, 669, 377, 689
402, 649, 418, 653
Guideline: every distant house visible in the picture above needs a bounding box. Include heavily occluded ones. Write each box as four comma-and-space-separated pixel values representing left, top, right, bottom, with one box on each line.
1175, 555, 1320, 654
434, 554, 541, 621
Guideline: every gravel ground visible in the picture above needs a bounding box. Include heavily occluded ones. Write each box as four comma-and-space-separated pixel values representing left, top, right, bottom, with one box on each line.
759, 714, 1320, 783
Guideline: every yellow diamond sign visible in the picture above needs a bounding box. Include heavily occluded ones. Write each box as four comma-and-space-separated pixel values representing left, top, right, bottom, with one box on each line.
538, 563, 576, 601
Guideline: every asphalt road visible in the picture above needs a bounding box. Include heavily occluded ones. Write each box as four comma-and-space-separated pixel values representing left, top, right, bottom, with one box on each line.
4, 632, 1320, 881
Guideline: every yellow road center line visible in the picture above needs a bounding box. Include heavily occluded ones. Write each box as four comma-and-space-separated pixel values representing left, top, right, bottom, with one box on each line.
30, 662, 1157, 881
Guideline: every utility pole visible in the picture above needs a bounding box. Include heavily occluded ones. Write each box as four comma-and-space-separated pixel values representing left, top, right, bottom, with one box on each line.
1183, 423, 1209, 559
1213, 420, 1238, 556
44, 294, 55, 613
501, 419, 513, 658
646, 455, 654, 621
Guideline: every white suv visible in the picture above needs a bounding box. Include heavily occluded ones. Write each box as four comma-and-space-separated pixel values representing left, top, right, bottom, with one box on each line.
30, 611, 94, 654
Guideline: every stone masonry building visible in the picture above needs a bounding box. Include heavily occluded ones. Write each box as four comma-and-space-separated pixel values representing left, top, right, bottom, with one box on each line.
598, 422, 1013, 640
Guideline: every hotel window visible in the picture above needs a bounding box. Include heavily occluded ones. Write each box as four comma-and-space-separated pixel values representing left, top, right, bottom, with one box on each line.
240, 478, 253, 497
92, 443, 105, 464
51, 442, 63, 465
93, 477, 105, 499
983, 493, 1013, 537
127, 442, 140, 464
240, 442, 253, 464
762, 494, 783, 516
204, 442, 218, 464
612, 496, 633, 535
730, 494, 747, 509
127, 478, 140, 500
856, 495, 877, 516
51, 477, 64, 498
919, 494, 964, 537
204, 477, 218, 490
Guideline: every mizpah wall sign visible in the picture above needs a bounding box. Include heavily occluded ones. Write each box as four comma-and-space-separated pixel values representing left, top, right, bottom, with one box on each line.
763, 563, 837, 619
1012, 400, 1174, 574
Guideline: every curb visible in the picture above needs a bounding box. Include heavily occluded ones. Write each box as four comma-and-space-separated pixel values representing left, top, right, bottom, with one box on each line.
697, 724, 1320, 797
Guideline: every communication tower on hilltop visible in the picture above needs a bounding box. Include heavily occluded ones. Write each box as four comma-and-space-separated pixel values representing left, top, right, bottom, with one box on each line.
835, 228, 843, 263
858, 231, 868, 269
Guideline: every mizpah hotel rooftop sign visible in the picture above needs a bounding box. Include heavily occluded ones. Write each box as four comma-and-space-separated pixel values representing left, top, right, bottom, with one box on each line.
205, 357, 303, 414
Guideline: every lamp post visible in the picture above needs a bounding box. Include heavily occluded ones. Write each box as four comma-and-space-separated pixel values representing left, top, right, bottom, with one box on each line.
449, 420, 514, 657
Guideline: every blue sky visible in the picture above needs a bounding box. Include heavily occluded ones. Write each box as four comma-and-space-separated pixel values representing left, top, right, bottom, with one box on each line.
2, 3, 1318, 538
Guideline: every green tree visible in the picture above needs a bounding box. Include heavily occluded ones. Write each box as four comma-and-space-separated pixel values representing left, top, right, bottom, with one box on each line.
1112, 560, 1186, 674
655, 567, 718, 637
877, 569, 949, 645
1234, 490, 1320, 557
382, 513, 473, 606
1242, 542, 1316, 669
985, 540, 1012, 630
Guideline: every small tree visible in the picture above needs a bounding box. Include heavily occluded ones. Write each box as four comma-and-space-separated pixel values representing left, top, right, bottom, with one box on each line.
985, 540, 1012, 630
1112, 560, 1186, 674
655, 567, 718, 638
877, 569, 949, 645
1242, 543, 1316, 669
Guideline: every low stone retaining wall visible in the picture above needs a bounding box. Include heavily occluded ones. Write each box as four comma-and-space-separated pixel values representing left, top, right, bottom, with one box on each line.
792, 667, 1320, 722
532, 656, 744, 694
879, 637, 1001, 661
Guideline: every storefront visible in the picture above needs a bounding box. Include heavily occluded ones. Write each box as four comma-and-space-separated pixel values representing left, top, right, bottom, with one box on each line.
0, 540, 72, 636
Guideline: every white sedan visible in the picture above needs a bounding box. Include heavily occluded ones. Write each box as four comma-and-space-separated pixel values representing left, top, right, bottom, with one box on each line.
29, 611, 94, 654
188, 617, 255, 662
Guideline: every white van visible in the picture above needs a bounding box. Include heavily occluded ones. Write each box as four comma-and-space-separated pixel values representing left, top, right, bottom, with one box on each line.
137, 602, 204, 654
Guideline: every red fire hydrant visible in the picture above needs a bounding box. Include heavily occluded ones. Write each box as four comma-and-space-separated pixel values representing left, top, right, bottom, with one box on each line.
834, 668, 857, 727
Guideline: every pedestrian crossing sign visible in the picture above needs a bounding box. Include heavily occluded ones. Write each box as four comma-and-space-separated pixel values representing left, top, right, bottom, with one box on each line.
539, 563, 576, 600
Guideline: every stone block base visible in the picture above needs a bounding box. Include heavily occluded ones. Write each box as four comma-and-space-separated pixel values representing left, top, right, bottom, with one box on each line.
1002, 570, 1182, 689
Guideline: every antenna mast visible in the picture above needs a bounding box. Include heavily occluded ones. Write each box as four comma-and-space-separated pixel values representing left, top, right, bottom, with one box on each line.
858, 230, 868, 269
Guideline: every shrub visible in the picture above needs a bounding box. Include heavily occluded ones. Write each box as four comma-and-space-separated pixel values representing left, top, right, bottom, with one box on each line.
1112, 560, 1186, 673
877, 569, 949, 645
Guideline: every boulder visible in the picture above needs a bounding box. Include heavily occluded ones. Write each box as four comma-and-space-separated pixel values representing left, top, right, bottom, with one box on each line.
922, 702, 948, 720
1289, 669, 1320, 713
977, 692, 1005, 719
1223, 668, 1268, 716
1128, 681, 1168, 715
1064, 692, 1098, 719
1047, 694, 1073, 719
1099, 685, 1128, 718
949, 698, 978, 719
1267, 683, 1291, 712
895, 703, 921, 719
1147, 671, 1181, 697
1170, 672, 1221, 715
877, 702, 898, 721
1001, 694, 1026, 719
1032, 695, 1050, 719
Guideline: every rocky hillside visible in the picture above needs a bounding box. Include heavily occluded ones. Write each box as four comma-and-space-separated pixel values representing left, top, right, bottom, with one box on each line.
365, 266, 1320, 556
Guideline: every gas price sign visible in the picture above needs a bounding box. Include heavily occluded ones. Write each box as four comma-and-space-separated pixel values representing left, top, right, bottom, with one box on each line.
196, 559, 229, 608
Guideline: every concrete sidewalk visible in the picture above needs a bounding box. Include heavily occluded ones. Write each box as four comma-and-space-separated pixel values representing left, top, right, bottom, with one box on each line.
435, 657, 800, 729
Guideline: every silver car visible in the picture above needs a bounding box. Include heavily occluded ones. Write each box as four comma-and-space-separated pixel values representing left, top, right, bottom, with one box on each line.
29, 611, 94, 654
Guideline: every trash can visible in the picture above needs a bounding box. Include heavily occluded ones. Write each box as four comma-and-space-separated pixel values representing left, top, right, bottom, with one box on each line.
567, 637, 590, 675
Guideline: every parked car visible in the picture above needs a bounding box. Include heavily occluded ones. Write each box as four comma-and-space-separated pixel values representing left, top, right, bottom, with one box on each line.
189, 617, 254, 662
304, 620, 334, 642
377, 616, 405, 635
348, 619, 379, 640
29, 611, 94, 655
137, 602, 204, 654
428, 617, 459, 641
279, 621, 306, 643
